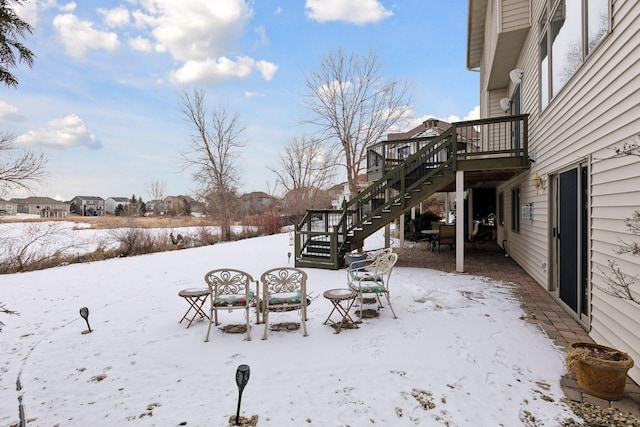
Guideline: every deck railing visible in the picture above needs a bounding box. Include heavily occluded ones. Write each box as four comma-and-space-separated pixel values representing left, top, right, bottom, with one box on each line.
295, 114, 528, 268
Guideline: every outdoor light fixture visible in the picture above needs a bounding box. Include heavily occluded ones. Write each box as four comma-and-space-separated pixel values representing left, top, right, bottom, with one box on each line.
532, 172, 546, 195
499, 97, 510, 113
510, 68, 524, 85
79, 307, 92, 333
235, 364, 250, 425
288, 252, 292, 264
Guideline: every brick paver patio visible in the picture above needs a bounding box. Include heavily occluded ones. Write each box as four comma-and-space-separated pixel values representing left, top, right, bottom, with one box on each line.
393, 239, 640, 417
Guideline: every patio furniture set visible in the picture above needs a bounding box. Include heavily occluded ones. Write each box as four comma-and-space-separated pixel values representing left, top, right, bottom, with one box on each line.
177, 249, 399, 340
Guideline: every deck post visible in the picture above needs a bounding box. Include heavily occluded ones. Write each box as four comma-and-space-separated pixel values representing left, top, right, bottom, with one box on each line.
456, 170, 465, 273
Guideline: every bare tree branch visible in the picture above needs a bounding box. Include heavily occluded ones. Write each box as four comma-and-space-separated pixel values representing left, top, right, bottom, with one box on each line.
0, 131, 47, 197
269, 136, 337, 215
179, 87, 245, 241
147, 179, 166, 215
303, 49, 413, 195
0, 302, 19, 332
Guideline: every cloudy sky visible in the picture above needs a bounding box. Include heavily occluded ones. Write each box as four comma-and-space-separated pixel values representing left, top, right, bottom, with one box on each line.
1, 0, 479, 202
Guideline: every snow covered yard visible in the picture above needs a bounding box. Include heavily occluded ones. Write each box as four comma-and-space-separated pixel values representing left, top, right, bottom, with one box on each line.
0, 225, 577, 426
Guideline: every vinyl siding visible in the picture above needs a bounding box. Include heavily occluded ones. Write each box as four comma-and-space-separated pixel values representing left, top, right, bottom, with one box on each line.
590, 150, 640, 381
500, 0, 530, 33
481, 0, 640, 383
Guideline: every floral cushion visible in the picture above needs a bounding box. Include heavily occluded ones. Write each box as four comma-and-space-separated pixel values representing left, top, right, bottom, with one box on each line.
213, 291, 255, 307
268, 292, 302, 305
349, 270, 383, 282
348, 281, 386, 294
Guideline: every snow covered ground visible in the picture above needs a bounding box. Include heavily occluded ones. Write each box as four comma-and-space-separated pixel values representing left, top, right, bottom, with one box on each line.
0, 220, 576, 426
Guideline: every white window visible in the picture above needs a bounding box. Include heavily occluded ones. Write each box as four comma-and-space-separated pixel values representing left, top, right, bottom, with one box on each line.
539, 0, 609, 108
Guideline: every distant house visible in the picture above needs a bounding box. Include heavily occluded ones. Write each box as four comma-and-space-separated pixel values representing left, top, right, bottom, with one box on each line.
11, 197, 70, 217
146, 199, 165, 215
105, 197, 130, 215
70, 196, 105, 216
0, 198, 18, 216
239, 191, 278, 215
163, 195, 198, 216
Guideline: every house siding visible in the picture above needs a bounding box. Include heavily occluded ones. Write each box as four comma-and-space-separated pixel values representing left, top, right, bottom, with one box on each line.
499, 0, 530, 33
474, 0, 640, 383
590, 149, 640, 381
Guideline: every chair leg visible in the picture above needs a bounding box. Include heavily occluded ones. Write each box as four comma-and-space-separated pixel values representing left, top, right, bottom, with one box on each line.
385, 293, 397, 319
301, 306, 308, 337
262, 310, 269, 340
245, 307, 251, 341
204, 308, 213, 342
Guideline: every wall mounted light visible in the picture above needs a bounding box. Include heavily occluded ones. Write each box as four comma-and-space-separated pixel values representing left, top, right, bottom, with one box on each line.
510, 68, 524, 85
532, 172, 546, 195
499, 97, 510, 113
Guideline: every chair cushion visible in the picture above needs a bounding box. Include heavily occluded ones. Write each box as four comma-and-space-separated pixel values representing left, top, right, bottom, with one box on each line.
349, 270, 382, 282
348, 282, 387, 294
213, 291, 254, 307
268, 292, 302, 305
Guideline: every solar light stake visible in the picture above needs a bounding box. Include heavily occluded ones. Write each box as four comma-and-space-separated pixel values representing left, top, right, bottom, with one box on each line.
79, 307, 92, 333
235, 364, 250, 425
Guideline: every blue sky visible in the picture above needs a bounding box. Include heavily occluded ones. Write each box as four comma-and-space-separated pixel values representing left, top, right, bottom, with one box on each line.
1, 0, 479, 202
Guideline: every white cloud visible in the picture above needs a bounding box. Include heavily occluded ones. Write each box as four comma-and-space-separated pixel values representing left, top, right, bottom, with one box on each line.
16, 114, 102, 150
464, 106, 480, 121
137, 0, 253, 62
253, 25, 269, 49
244, 91, 264, 98
99, 6, 131, 28
59, 1, 76, 12
13, 1, 38, 26
128, 36, 154, 52
53, 14, 120, 58
255, 60, 278, 81
305, 0, 392, 24
0, 101, 25, 122
171, 56, 277, 85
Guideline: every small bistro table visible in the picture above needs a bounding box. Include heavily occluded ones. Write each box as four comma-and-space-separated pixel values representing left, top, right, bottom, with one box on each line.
420, 229, 439, 252
323, 288, 359, 334
178, 288, 211, 328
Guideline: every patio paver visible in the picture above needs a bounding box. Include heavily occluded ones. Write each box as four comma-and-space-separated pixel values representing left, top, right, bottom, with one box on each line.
394, 239, 640, 417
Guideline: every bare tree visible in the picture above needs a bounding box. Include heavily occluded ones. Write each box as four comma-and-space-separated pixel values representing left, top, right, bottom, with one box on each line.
303, 49, 413, 195
597, 211, 640, 307
180, 88, 245, 241
1, 0, 35, 88
269, 136, 337, 215
147, 179, 166, 215
0, 131, 47, 197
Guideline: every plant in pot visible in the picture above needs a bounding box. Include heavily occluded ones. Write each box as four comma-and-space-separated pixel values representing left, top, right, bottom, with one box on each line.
566, 208, 639, 400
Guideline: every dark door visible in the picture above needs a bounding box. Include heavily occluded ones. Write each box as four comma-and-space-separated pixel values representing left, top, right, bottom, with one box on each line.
559, 169, 578, 312
511, 86, 521, 150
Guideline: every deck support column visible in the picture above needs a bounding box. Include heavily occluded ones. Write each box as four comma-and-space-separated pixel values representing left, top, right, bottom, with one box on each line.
456, 170, 465, 273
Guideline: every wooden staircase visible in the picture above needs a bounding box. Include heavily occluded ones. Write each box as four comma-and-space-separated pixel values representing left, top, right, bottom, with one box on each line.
294, 115, 529, 270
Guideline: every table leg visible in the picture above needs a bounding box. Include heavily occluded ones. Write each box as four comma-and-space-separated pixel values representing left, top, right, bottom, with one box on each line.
325, 299, 359, 334
179, 295, 210, 328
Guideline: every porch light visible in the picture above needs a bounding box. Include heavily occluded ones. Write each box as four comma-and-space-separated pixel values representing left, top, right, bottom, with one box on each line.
510, 69, 524, 85
532, 172, 546, 195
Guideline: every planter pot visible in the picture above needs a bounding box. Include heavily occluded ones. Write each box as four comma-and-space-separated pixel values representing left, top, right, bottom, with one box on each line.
566, 342, 635, 400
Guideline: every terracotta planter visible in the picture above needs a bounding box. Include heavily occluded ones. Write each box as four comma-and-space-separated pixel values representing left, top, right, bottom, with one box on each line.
566, 342, 635, 400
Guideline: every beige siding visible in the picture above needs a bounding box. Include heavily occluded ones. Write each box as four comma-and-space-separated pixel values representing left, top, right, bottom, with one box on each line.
590, 150, 640, 381
500, 0, 530, 33
481, 0, 640, 383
